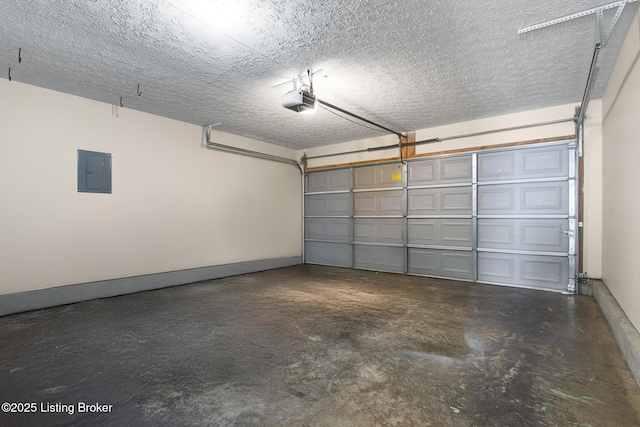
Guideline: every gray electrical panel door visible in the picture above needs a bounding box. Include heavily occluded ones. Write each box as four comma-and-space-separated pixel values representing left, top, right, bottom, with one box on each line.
304, 140, 577, 293
78, 149, 112, 193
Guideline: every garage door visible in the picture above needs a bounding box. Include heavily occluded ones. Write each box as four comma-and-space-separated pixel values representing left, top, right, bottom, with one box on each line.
304, 168, 353, 267
304, 139, 578, 293
406, 153, 474, 281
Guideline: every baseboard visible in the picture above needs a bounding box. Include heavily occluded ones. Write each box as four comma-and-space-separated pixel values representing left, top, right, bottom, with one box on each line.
593, 280, 640, 389
578, 280, 593, 296
0, 256, 302, 317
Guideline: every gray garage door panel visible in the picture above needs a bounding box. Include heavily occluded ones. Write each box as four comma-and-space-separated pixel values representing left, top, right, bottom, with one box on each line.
408, 187, 473, 216
408, 219, 473, 247
354, 218, 404, 244
305, 141, 575, 292
305, 217, 352, 242
478, 252, 569, 291
354, 245, 405, 273
478, 145, 568, 182
306, 169, 351, 193
408, 155, 472, 186
354, 190, 403, 216
478, 218, 569, 253
305, 193, 352, 217
353, 164, 404, 190
477, 181, 568, 216
306, 241, 353, 267
408, 248, 473, 280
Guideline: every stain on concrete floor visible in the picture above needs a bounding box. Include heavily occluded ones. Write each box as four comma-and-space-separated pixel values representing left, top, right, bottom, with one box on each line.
0, 265, 639, 426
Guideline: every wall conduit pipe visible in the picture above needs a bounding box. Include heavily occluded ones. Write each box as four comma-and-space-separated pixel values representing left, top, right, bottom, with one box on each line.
204, 125, 303, 174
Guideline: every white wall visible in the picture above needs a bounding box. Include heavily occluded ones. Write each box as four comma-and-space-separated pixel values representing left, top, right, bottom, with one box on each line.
583, 98, 604, 279
303, 133, 400, 169
302, 103, 578, 167
0, 79, 302, 295
300, 103, 604, 279
601, 9, 640, 330
414, 104, 576, 152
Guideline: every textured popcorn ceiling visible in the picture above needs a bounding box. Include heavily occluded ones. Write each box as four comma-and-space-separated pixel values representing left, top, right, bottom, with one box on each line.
1, 0, 637, 149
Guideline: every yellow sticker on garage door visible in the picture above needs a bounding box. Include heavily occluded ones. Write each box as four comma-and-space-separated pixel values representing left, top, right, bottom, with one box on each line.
391, 173, 402, 181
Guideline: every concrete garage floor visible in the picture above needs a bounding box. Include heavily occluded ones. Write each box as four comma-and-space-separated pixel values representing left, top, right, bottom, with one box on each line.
1, 265, 640, 426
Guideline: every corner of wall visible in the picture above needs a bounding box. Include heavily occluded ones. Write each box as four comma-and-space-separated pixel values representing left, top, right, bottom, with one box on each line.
582, 99, 603, 279
603, 9, 640, 121
600, 6, 640, 333
593, 280, 640, 390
